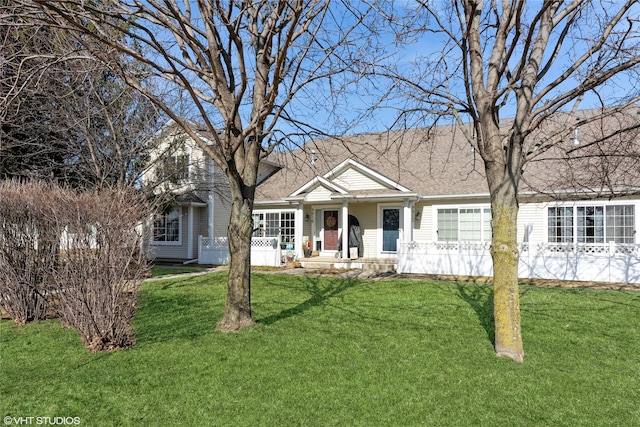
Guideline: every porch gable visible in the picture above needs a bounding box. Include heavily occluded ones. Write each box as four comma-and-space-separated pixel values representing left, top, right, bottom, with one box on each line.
289, 158, 415, 203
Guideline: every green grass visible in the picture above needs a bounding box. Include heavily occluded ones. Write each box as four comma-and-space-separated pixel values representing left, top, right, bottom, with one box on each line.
1, 273, 639, 426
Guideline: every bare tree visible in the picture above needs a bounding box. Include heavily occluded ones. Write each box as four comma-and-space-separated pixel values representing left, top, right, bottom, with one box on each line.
1, 3, 161, 188
378, 0, 640, 362
27, 0, 373, 331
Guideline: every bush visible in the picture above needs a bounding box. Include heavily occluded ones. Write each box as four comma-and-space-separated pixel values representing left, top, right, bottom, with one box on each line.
0, 181, 150, 351
53, 188, 150, 351
0, 181, 60, 325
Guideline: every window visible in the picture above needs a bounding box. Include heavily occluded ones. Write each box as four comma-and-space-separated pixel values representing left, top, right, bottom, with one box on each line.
548, 204, 635, 244
460, 208, 482, 240
159, 153, 189, 183
153, 208, 180, 243
437, 208, 458, 241
548, 206, 574, 243
265, 212, 280, 238
280, 212, 295, 243
252, 211, 296, 243
606, 205, 635, 243
437, 207, 491, 242
577, 206, 604, 243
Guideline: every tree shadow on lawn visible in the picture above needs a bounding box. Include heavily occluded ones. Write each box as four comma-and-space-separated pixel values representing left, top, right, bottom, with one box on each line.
134, 292, 222, 344
134, 276, 226, 344
456, 283, 495, 344
256, 274, 360, 326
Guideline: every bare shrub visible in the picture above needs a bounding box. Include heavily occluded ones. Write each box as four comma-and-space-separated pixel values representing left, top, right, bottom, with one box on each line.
1, 180, 150, 350
0, 180, 60, 325
52, 187, 150, 352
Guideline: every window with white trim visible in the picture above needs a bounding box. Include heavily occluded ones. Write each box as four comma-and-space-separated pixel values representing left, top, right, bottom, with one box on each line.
159, 153, 189, 184
153, 208, 181, 243
548, 204, 635, 244
252, 211, 296, 243
548, 206, 574, 243
437, 207, 491, 242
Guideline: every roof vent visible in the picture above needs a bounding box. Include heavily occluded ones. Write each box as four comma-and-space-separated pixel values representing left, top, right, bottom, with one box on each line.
571, 128, 580, 146
310, 149, 317, 165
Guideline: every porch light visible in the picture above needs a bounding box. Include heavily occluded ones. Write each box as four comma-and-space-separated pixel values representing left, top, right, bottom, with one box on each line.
305, 214, 310, 222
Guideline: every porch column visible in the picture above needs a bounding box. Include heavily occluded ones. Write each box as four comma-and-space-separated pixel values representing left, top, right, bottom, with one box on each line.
342, 200, 349, 259
207, 193, 214, 238
403, 199, 412, 243
187, 205, 194, 259
207, 157, 215, 239
295, 202, 304, 259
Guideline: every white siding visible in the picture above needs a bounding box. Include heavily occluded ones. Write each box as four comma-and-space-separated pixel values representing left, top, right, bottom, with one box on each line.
146, 132, 212, 194
212, 166, 231, 238
197, 206, 209, 238
413, 202, 433, 241
214, 192, 231, 238
306, 185, 333, 202
518, 202, 545, 243
346, 204, 378, 257
191, 208, 202, 258
333, 168, 386, 191
413, 198, 639, 246
302, 207, 313, 240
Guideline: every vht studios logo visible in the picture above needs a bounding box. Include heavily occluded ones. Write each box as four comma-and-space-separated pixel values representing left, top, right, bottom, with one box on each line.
4, 417, 81, 425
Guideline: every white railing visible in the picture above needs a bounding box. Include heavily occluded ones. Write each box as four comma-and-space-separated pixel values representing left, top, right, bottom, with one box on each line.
250, 237, 283, 267
397, 240, 640, 284
198, 236, 284, 267
198, 236, 230, 265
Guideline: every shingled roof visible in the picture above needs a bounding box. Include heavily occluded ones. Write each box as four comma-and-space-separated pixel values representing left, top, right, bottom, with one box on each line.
255, 107, 640, 203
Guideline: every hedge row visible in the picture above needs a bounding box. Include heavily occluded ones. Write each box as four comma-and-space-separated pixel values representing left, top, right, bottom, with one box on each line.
0, 180, 150, 351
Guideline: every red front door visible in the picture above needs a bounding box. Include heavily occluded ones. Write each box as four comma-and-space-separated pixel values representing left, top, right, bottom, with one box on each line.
323, 210, 339, 250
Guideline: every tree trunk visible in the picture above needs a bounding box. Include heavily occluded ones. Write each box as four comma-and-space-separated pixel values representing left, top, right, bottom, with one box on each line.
216, 178, 256, 332
490, 185, 524, 363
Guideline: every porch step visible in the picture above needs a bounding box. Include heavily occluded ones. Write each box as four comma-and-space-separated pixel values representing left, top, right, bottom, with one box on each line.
300, 261, 335, 269
299, 257, 396, 273
362, 261, 396, 273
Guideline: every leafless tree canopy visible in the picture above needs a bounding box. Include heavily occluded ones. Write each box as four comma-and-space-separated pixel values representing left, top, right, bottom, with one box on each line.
379, 0, 640, 156
1, 3, 162, 188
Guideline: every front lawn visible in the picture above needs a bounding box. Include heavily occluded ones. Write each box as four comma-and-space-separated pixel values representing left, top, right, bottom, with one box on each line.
1, 273, 639, 426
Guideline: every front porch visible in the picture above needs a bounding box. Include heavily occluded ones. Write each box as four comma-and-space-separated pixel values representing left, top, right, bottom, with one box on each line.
197, 235, 397, 272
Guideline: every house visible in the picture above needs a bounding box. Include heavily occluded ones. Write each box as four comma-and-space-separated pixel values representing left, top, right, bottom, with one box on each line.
149, 109, 640, 283
143, 122, 280, 263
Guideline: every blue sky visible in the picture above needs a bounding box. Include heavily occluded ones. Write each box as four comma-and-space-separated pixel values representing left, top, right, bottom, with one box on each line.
131, 1, 639, 146
287, 0, 640, 139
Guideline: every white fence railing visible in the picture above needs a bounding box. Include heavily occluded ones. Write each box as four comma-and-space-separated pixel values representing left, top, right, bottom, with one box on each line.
198, 236, 286, 267
397, 241, 640, 284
